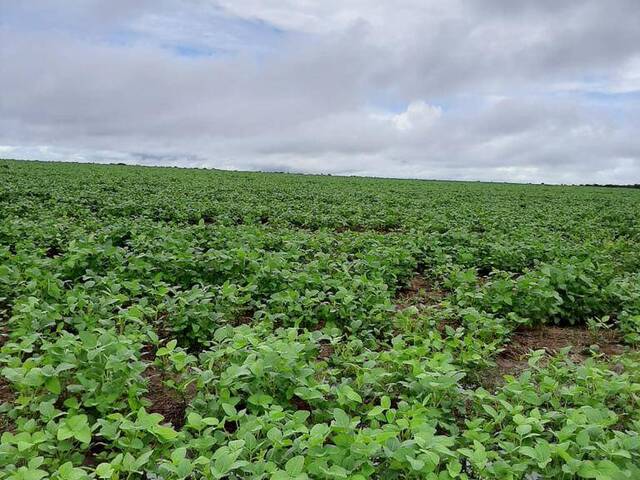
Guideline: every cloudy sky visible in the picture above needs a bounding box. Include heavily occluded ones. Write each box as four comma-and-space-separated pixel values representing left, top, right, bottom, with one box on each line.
2, 1, 640, 183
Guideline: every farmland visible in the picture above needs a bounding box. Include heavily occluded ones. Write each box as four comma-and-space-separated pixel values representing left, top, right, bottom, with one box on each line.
1, 159, 640, 479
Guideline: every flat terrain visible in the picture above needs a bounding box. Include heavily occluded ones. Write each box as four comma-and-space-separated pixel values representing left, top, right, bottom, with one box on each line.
1, 160, 640, 479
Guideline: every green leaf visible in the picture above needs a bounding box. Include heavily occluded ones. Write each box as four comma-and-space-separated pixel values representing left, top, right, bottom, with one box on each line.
367, 405, 385, 417
214, 451, 236, 475
95, 463, 114, 479
339, 384, 362, 403
45, 376, 61, 395
577, 461, 599, 479
577, 460, 621, 480
154, 425, 179, 441
333, 408, 350, 428
56, 462, 87, 480
248, 393, 274, 406
447, 460, 462, 477
57, 425, 73, 441
320, 465, 348, 478
285, 456, 305, 476
135, 450, 154, 469
17, 440, 34, 452
171, 447, 188, 463
267, 427, 282, 443
56, 415, 92, 444
519, 446, 537, 459
187, 412, 203, 429
74, 427, 91, 444
406, 456, 425, 471
13, 468, 48, 480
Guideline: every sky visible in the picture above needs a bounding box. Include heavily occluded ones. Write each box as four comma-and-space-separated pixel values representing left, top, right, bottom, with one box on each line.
1, 1, 640, 184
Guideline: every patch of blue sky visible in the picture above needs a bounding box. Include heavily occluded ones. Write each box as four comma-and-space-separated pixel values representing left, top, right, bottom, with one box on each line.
3, 2, 292, 60
155, 14, 295, 61
367, 95, 409, 114
170, 44, 223, 58
171, 14, 288, 54
549, 83, 640, 113
581, 91, 640, 124
581, 90, 640, 103
105, 29, 145, 48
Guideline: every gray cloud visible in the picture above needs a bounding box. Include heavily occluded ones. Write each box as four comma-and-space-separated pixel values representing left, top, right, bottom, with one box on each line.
1, 0, 640, 183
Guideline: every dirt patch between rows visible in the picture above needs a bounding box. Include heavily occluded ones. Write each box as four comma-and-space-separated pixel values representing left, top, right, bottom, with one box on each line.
142, 366, 194, 429
395, 275, 446, 311
317, 341, 333, 361
335, 225, 401, 234
233, 311, 255, 327
495, 325, 625, 378
0, 378, 15, 433
313, 320, 336, 361
0, 307, 10, 348
291, 395, 312, 412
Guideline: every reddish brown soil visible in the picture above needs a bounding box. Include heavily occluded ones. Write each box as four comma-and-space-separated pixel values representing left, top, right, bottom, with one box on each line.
317, 341, 333, 361
335, 225, 400, 234
0, 309, 9, 347
336, 225, 366, 233
395, 275, 446, 310
140, 344, 155, 362
313, 318, 326, 331
291, 395, 312, 412
45, 245, 62, 258
153, 312, 173, 339
233, 311, 255, 326
0, 378, 15, 433
142, 366, 193, 429
224, 420, 238, 433
495, 325, 625, 378
507, 325, 623, 356
82, 441, 108, 467
0, 378, 15, 404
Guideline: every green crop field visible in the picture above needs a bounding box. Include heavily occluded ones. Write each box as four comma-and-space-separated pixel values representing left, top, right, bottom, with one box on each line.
1, 159, 639, 479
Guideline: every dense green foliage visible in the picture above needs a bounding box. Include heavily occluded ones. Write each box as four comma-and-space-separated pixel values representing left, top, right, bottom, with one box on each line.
1, 159, 639, 479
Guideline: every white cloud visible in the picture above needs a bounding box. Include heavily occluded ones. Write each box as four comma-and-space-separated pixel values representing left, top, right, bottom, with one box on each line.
390, 101, 442, 131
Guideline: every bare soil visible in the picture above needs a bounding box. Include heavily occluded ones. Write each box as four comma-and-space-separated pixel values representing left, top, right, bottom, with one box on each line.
495, 325, 625, 378
335, 225, 392, 233
233, 310, 255, 326
142, 366, 194, 429
317, 341, 333, 361
395, 275, 446, 310
291, 395, 312, 412
0, 378, 15, 433
0, 307, 10, 347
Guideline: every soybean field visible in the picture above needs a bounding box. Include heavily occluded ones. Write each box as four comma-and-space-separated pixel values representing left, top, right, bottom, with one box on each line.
1, 159, 640, 479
